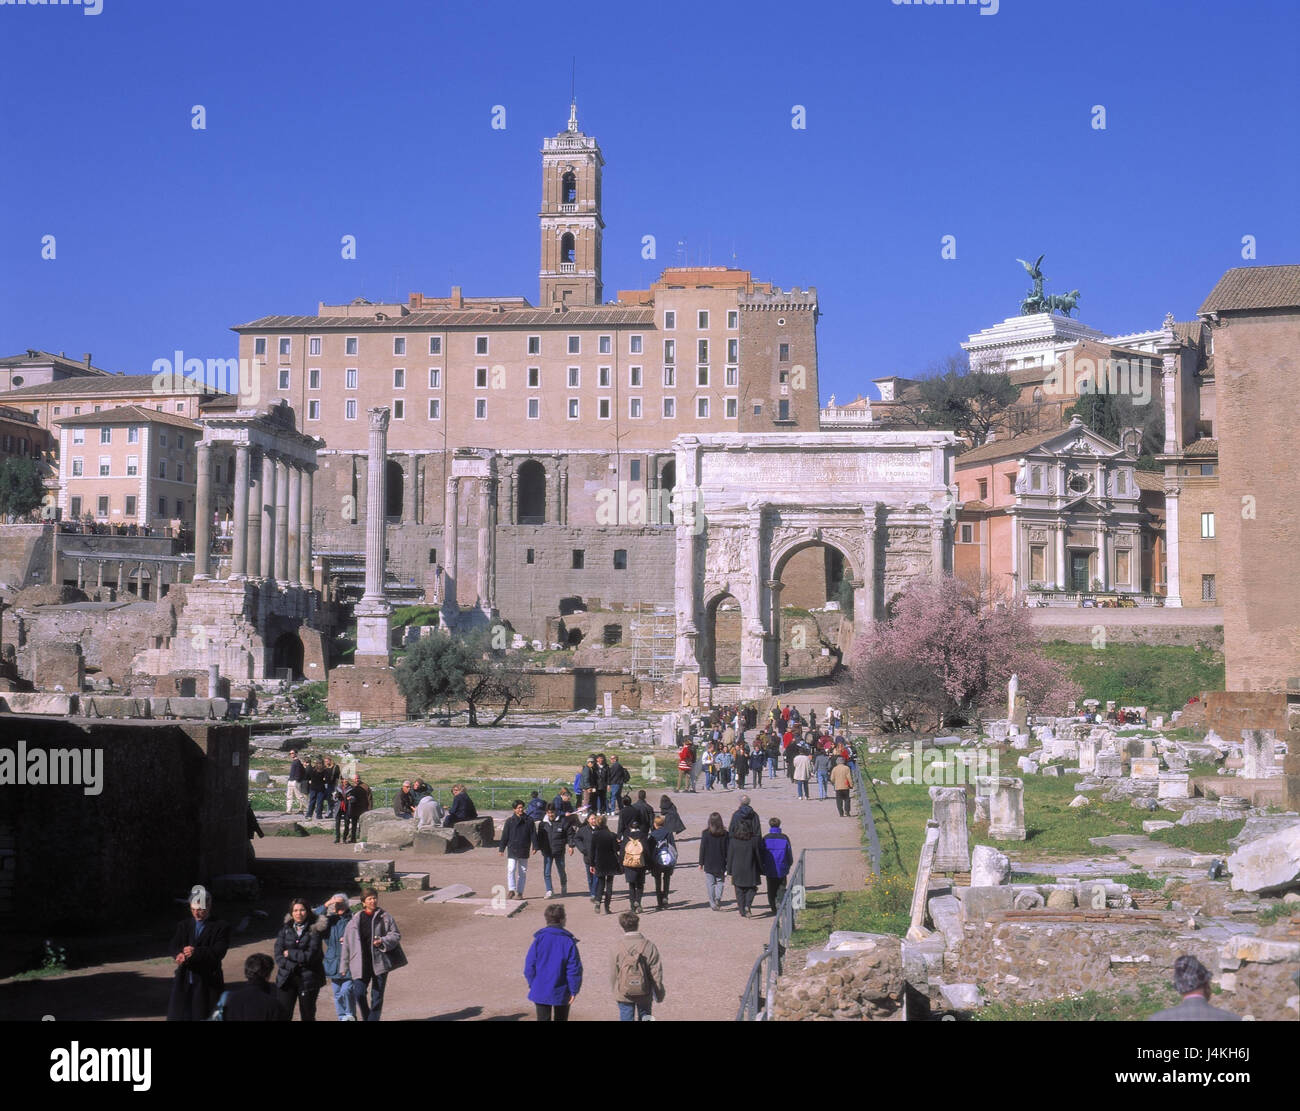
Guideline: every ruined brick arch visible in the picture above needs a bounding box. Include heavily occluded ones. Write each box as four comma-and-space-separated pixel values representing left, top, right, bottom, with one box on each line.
768, 536, 860, 685
700, 589, 744, 685
770, 535, 864, 596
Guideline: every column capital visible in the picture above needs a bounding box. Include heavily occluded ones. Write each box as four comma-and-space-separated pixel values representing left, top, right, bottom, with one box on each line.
368, 407, 391, 432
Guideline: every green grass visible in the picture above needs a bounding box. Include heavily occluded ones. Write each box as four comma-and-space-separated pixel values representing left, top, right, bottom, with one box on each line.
1148, 819, 1245, 855
1257, 902, 1299, 925
1010, 872, 1057, 884
788, 881, 912, 945
389, 604, 440, 629
290, 681, 331, 723
1114, 871, 1165, 891
1041, 642, 1224, 716
973, 982, 1181, 1021
1186, 761, 1223, 779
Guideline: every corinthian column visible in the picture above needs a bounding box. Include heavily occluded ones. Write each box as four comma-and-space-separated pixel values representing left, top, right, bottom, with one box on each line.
355, 408, 392, 663
231, 442, 250, 578
287, 462, 302, 586
194, 441, 213, 579
259, 450, 276, 580
298, 465, 313, 587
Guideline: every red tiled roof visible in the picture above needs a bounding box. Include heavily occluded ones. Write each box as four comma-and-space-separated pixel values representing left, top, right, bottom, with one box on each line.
1183, 438, 1218, 457
1199, 265, 1300, 314
954, 427, 1060, 466
53, 405, 201, 431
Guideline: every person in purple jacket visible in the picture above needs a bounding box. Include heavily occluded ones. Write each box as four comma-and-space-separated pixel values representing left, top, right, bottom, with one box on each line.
523, 903, 583, 1021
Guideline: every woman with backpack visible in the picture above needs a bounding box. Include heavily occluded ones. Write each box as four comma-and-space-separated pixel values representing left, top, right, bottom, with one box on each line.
698, 812, 730, 911
617, 822, 650, 913
647, 815, 677, 910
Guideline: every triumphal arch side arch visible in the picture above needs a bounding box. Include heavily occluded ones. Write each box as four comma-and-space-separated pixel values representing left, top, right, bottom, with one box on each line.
671, 432, 960, 702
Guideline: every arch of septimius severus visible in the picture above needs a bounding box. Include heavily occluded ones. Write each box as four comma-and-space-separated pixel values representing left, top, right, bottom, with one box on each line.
672, 431, 960, 702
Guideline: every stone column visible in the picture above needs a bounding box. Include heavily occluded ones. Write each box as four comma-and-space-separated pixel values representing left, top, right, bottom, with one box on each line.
76, 559, 85, 590
558, 467, 569, 526
930, 786, 971, 872
906, 821, 941, 942
508, 468, 518, 525
155, 561, 165, 597
404, 454, 418, 523
861, 505, 878, 623
476, 477, 491, 607
1164, 485, 1182, 607
673, 509, 699, 672
194, 440, 213, 579
983, 777, 1026, 841
298, 465, 314, 587
246, 448, 263, 578
441, 475, 460, 626
116, 560, 124, 594
548, 461, 561, 524
930, 508, 946, 578
353, 455, 366, 524
273, 454, 290, 584
741, 508, 769, 695
259, 450, 276, 580
231, 442, 250, 577
1242, 729, 1277, 779
355, 408, 392, 661
484, 476, 497, 610
207, 663, 221, 699
1098, 526, 1110, 591
96, 561, 104, 589
286, 462, 302, 586
1055, 523, 1067, 591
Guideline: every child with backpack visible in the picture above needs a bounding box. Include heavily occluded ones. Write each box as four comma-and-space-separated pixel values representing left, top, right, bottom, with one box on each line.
610, 911, 665, 1021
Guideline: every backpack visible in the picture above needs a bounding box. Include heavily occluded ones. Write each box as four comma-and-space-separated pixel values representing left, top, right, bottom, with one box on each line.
657, 840, 677, 868
616, 944, 650, 997
207, 991, 231, 1021
623, 837, 644, 869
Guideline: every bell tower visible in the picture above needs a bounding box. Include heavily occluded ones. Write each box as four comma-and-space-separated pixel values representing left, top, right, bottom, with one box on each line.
539, 100, 604, 307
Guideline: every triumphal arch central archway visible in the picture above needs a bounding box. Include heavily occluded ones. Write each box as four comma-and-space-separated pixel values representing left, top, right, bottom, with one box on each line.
671, 431, 960, 703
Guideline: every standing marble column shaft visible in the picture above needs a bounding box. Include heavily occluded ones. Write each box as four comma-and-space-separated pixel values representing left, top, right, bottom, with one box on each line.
194, 441, 213, 578
259, 450, 276, 579
286, 462, 302, 586
298, 466, 313, 586
274, 454, 290, 584
231, 442, 250, 577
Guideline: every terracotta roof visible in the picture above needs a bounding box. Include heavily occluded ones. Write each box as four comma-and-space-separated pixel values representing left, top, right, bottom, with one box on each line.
1135, 470, 1166, 492
1183, 438, 1218, 457
0, 350, 114, 376
53, 405, 201, 431
1199, 265, 1300, 314
960, 499, 991, 512
235, 307, 658, 331
0, 374, 225, 399
954, 427, 1060, 466
1174, 320, 1205, 346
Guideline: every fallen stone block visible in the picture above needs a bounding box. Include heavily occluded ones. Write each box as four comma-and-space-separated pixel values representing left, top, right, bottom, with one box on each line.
927, 895, 964, 949
396, 872, 430, 891
1040, 765, 1062, 777
1012, 890, 1045, 910
1220, 935, 1300, 965
420, 883, 476, 903
956, 885, 1015, 922
0, 692, 78, 716
455, 817, 496, 847
1157, 772, 1192, 799
826, 930, 891, 951
1131, 797, 1159, 811
1228, 815, 1300, 851
1045, 889, 1076, 909
971, 845, 1010, 887
900, 933, 946, 984
1227, 823, 1300, 893
939, 983, 983, 1010
358, 813, 416, 846
353, 859, 395, 880
474, 900, 527, 918
1177, 805, 1228, 826
1069, 795, 1090, 808
1142, 820, 1176, 833
413, 828, 465, 855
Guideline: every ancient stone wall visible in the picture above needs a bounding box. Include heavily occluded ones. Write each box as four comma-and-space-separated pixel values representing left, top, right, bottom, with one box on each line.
1032, 622, 1223, 647
12, 600, 158, 686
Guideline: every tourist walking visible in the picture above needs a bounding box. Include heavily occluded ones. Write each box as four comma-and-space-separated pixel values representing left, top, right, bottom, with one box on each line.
305, 758, 328, 819
343, 774, 370, 843
830, 756, 853, 817
570, 811, 601, 898
524, 903, 583, 1021
814, 749, 831, 800
728, 824, 763, 918
647, 815, 677, 910
286, 749, 307, 814
760, 819, 795, 914
322, 756, 341, 818
499, 799, 539, 899
749, 740, 765, 788
590, 814, 620, 914
611, 911, 666, 1021
593, 753, 612, 814
538, 805, 569, 898
729, 795, 762, 839
618, 822, 651, 913
580, 756, 597, 811
313, 893, 357, 1021
167, 885, 229, 1021
658, 794, 686, 836
677, 739, 695, 792
699, 812, 730, 911
608, 754, 631, 810
714, 744, 734, 790
793, 748, 812, 800
340, 888, 407, 1021
702, 744, 716, 791
274, 897, 325, 1021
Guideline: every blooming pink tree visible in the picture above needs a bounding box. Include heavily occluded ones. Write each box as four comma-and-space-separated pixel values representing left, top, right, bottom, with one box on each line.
845, 575, 1080, 730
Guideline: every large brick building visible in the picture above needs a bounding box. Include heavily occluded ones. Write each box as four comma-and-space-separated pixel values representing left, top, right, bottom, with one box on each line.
231, 104, 822, 638
1198, 265, 1300, 693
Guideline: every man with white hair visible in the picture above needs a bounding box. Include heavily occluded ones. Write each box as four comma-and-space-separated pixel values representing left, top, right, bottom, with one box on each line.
167, 885, 230, 1021
1147, 955, 1240, 1021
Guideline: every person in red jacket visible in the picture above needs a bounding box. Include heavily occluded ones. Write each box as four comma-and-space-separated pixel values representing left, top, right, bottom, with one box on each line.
677, 741, 695, 792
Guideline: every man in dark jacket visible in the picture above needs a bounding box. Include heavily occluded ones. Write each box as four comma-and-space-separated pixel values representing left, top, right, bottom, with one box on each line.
499, 799, 539, 899
167, 885, 230, 1021
760, 818, 795, 914
629, 789, 656, 833
286, 749, 306, 814
728, 796, 762, 839
443, 783, 478, 827
394, 781, 416, 820
608, 755, 631, 810
570, 812, 601, 899
323, 756, 342, 818
222, 953, 288, 1022
342, 774, 370, 843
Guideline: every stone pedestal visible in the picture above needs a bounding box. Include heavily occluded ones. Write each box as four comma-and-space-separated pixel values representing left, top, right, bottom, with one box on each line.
1242, 729, 1278, 779
1130, 757, 1160, 780
1095, 752, 1123, 778
979, 777, 1025, 841
1157, 772, 1192, 799
1078, 738, 1100, 774
929, 787, 971, 873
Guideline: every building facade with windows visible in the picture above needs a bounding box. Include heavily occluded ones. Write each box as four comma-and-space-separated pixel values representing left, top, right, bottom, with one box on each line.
229, 105, 821, 636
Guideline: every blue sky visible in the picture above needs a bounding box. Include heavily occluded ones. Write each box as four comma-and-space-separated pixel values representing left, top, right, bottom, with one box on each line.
1, 0, 1296, 402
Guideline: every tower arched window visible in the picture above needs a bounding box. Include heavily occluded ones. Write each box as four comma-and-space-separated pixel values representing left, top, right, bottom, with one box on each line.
1032, 387, 1044, 403
561, 171, 577, 204
561, 232, 576, 264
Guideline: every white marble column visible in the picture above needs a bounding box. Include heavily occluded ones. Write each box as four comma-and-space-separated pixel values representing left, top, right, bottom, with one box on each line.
931, 508, 946, 577
231, 442, 250, 578
298, 465, 313, 587
273, 454, 290, 584
355, 408, 392, 660
259, 450, 276, 580
740, 507, 768, 694
440, 475, 459, 626
194, 441, 213, 579
1098, 526, 1110, 591
1164, 486, 1183, 607
1055, 523, 1067, 590
286, 462, 302, 586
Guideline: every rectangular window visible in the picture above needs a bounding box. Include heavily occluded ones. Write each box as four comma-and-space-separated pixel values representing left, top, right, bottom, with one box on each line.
70, 496, 81, 517
698, 310, 709, 329
727, 310, 738, 329
429, 336, 442, 355
629, 335, 643, 354
664, 339, 675, 363
599, 335, 612, 354
978, 478, 988, 500
308, 368, 321, 389
429, 368, 442, 388
124, 495, 136, 516
572, 550, 585, 570
476, 367, 488, 388
527, 367, 540, 388
158, 460, 167, 478
598, 366, 611, 388
613, 549, 628, 570
697, 366, 709, 387
1201, 512, 1215, 539
1031, 465, 1044, 490
126, 455, 138, 476
475, 399, 487, 420
725, 367, 738, 387
663, 367, 675, 387
598, 398, 611, 420
630, 460, 641, 481
99, 456, 111, 476
428, 398, 441, 420
97, 495, 109, 517
309, 337, 321, 356
176, 402, 185, 413
727, 338, 738, 363
475, 336, 488, 356
1200, 463, 1215, 476
629, 398, 642, 419
428, 548, 438, 565
568, 336, 580, 355
527, 335, 540, 355
254, 338, 267, 356
73, 428, 85, 444
698, 339, 709, 363
1030, 545, 1046, 582
53, 406, 61, 416
526, 548, 535, 565
346, 399, 358, 420
697, 397, 710, 419
160, 432, 167, 447
346, 337, 358, 356
392, 399, 405, 420
393, 368, 405, 388
72, 458, 84, 476
778, 399, 790, 421
664, 310, 676, 330
527, 398, 540, 419
1201, 573, 1216, 601
346, 368, 358, 389
157, 496, 166, 515
278, 369, 290, 390
393, 337, 406, 356
307, 400, 320, 421
663, 397, 676, 419
177, 463, 185, 482
960, 524, 973, 543
568, 367, 580, 388
779, 343, 790, 362
568, 399, 579, 420
725, 397, 737, 419
99, 426, 111, 444
629, 366, 642, 387
279, 337, 291, 357
1116, 549, 1131, 585
1005, 475, 1016, 494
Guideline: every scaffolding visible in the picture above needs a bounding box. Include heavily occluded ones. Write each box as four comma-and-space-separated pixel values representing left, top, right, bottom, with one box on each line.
629, 604, 676, 681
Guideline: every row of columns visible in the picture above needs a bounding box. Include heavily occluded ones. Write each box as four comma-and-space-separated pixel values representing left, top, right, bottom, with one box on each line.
440, 473, 499, 621
76, 559, 165, 596
195, 442, 315, 587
